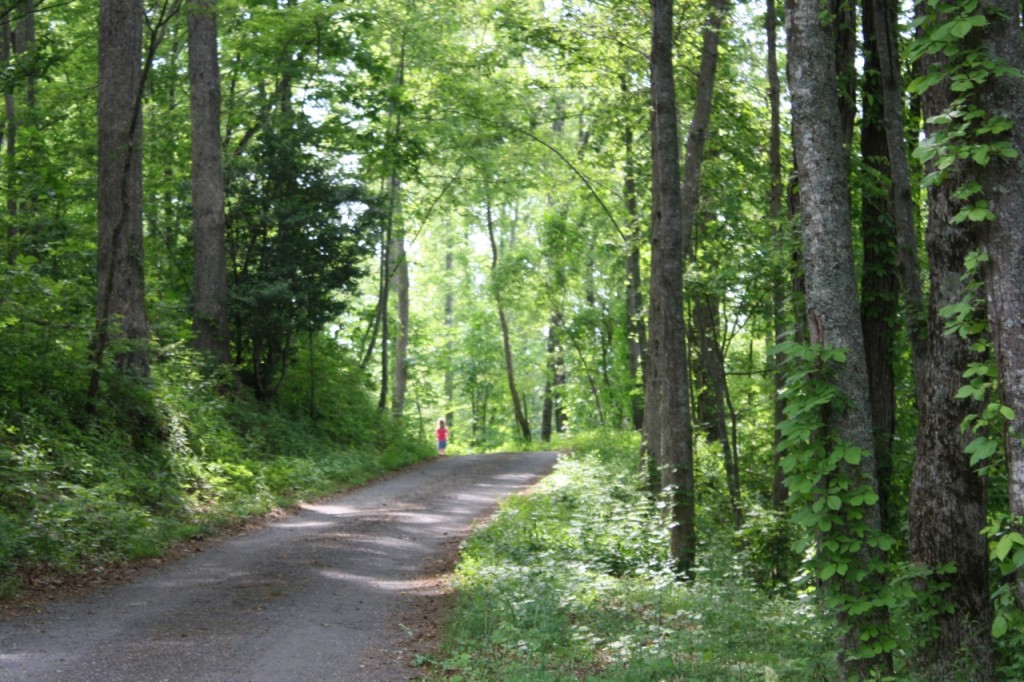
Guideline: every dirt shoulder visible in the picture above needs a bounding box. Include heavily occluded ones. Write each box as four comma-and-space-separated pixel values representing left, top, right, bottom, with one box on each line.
0, 451, 559, 682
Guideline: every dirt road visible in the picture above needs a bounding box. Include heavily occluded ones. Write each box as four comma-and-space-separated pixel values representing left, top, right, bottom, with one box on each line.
0, 451, 559, 681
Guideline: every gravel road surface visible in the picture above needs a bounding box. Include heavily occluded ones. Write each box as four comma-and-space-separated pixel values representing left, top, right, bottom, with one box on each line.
0, 451, 559, 681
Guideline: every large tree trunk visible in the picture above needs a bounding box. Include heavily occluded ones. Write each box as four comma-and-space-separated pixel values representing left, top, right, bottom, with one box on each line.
973, 0, 1024, 610
906, 2, 998, 676
93, 0, 149, 385
647, 0, 724, 574
858, 0, 899, 534
786, 0, 887, 675
188, 0, 230, 364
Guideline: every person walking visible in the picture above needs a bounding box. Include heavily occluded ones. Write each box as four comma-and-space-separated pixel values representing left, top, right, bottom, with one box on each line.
435, 418, 448, 456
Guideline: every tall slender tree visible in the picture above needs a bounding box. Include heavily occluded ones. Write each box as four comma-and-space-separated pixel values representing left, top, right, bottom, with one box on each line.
188, 0, 230, 364
485, 197, 531, 441
646, 0, 693, 573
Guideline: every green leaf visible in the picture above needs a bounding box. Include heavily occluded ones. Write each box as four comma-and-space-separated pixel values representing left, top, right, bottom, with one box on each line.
908, 71, 945, 94
999, 405, 1015, 421
954, 385, 983, 400
827, 495, 842, 511
820, 563, 837, 581
992, 614, 1008, 638
993, 533, 1024, 561
966, 437, 998, 466
949, 18, 975, 38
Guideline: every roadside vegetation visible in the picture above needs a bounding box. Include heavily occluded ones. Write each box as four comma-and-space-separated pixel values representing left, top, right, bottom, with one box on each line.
427, 430, 831, 681
0, 340, 432, 600
430, 429, 1022, 681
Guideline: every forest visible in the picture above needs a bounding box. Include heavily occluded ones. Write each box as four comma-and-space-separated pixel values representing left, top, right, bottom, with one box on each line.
1, 0, 1023, 679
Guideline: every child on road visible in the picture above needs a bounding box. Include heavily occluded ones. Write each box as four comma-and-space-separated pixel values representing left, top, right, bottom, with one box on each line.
436, 419, 448, 456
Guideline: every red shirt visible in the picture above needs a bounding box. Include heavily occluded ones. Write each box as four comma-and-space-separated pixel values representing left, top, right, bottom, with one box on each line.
436, 427, 448, 441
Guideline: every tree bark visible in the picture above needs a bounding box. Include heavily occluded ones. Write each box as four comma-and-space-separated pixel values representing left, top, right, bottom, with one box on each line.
859, 0, 899, 534
188, 0, 231, 364
869, 0, 928, 400
786, 0, 887, 674
646, 0, 703, 574
906, 3, 997, 677
94, 0, 149, 383
766, 0, 790, 512
973, 0, 1024, 612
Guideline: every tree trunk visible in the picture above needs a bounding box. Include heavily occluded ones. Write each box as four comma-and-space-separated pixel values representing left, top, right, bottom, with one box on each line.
444, 249, 454, 427
693, 290, 741, 528
973, 0, 1024, 611
647, 0, 703, 574
541, 311, 565, 441
390, 176, 409, 418
1, 1, 34, 265
869, 0, 928, 400
94, 0, 149, 385
766, 0, 790, 512
188, 0, 231, 364
859, 0, 899, 534
2, 11, 16, 265
786, 0, 888, 674
486, 201, 531, 441
376, 206, 391, 411
623, 119, 646, 432
905, 3, 998, 676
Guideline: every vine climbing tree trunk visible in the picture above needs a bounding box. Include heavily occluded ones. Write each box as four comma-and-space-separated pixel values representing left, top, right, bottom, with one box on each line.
906, 1, 1001, 676
858, 0, 899, 534
973, 0, 1024, 612
786, 0, 889, 674
869, 0, 928, 401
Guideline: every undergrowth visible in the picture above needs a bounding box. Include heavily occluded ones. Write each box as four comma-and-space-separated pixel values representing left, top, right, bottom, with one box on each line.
429, 430, 837, 681
0, 336, 431, 599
